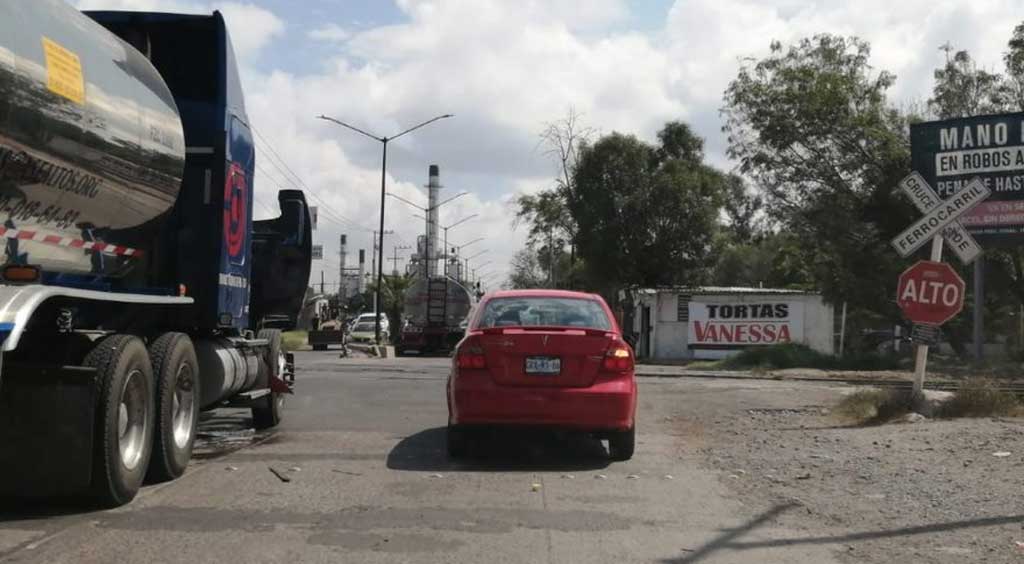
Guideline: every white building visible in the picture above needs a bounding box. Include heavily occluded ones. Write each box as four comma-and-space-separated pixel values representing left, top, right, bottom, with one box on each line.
627, 287, 834, 360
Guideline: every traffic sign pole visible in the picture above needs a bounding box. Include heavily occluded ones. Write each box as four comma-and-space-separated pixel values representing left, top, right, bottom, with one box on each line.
912, 236, 945, 397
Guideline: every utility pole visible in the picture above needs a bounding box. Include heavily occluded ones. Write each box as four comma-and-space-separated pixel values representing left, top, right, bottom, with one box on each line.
390, 245, 411, 276
320, 271, 325, 294
318, 113, 454, 344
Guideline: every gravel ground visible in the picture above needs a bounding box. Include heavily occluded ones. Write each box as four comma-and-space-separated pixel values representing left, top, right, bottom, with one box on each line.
672, 381, 1024, 563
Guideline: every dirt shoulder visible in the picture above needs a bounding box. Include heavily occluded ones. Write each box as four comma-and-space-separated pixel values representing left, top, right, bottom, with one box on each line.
670, 377, 1024, 563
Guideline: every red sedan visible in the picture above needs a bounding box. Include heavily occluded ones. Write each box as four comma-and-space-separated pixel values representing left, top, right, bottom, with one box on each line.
447, 289, 637, 460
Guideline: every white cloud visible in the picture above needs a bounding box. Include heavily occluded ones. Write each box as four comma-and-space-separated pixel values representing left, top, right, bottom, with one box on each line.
68, 0, 1024, 292
214, 2, 284, 57
308, 23, 351, 43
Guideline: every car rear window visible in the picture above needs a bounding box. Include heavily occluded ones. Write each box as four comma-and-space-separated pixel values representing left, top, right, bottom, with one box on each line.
354, 322, 375, 332
475, 297, 612, 330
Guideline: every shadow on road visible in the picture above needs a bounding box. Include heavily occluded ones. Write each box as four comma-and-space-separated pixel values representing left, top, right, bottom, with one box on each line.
0, 410, 271, 519
0, 497, 101, 523
658, 502, 1024, 563
387, 426, 612, 473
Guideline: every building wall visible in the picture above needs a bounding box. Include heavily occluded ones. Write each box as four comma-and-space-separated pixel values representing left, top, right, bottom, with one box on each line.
635, 290, 834, 360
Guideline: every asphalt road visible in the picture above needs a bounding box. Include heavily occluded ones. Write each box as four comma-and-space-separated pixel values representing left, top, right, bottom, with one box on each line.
0, 352, 843, 564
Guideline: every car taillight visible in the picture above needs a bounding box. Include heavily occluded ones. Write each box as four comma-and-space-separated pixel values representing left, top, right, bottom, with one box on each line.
602, 344, 634, 372
456, 347, 487, 370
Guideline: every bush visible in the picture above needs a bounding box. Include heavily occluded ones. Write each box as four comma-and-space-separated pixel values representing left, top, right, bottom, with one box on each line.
719, 343, 900, 371
835, 389, 914, 423
938, 378, 1024, 418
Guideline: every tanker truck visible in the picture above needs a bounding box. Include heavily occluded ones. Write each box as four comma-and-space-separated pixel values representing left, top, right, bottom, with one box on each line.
0, 1, 312, 506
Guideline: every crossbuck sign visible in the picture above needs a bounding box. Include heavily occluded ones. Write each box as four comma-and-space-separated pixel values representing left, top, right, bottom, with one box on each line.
891, 174, 990, 263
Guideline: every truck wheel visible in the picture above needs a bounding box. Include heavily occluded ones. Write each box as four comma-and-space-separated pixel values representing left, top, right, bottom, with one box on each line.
252, 329, 284, 429
146, 333, 199, 483
84, 335, 155, 507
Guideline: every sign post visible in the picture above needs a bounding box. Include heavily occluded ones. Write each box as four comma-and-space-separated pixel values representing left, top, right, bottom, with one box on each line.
893, 173, 982, 398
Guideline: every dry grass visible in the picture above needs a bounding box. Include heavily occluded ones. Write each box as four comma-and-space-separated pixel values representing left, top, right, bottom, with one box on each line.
281, 331, 308, 352
835, 389, 914, 424
937, 378, 1024, 419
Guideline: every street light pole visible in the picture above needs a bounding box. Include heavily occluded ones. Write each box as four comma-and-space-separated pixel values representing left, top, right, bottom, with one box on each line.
441, 214, 477, 277
318, 113, 453, 344
387, 191, 470, 278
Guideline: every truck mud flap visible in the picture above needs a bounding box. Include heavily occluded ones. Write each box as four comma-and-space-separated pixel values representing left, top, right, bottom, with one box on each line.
0, 365, 97, 497
268, 352, 295, 394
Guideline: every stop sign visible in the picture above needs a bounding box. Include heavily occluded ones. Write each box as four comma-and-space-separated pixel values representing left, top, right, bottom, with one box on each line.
896, 260, 965, 325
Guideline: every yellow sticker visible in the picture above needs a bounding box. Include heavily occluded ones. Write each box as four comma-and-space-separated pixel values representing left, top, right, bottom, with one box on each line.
41, 37, 85, 105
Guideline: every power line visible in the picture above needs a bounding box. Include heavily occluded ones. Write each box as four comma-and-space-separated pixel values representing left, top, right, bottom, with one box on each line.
251, 125, 374, 233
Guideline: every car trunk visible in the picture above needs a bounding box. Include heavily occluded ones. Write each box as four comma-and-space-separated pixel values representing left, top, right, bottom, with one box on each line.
478, 327, 613, 388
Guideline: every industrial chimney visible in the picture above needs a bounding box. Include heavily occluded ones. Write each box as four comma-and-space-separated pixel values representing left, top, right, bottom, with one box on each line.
426, 164, 441, 277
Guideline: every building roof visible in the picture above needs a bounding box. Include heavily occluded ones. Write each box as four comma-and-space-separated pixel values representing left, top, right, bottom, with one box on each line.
635, 286, 819, 296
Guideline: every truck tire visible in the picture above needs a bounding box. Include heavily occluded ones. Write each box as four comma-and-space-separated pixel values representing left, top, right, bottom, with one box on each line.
84, 334, 155, 507
146, 333, 200, 483
252, 328, 284, 429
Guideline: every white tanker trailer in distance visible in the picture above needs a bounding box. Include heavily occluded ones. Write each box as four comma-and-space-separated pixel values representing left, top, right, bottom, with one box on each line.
0, 1, 312, 506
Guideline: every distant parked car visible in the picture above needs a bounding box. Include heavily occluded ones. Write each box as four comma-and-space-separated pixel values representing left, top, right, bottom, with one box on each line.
349, 321, 388, 344
348, 313, 389, 333
447, 289, 637, 460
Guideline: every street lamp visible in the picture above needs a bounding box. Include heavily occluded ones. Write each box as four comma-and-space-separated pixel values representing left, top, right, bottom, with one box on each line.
464, 249, 489, 284
388, 191, 469, 276
318, 113, 454, 344
441, 214, 477, 276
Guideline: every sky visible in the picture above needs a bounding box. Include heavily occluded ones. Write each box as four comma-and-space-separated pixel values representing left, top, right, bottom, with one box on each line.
73, 0, 1024, 293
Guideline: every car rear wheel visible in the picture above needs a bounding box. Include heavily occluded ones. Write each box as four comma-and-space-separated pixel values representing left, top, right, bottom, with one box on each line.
608, 427, 635, 461
447, 425, 468, 458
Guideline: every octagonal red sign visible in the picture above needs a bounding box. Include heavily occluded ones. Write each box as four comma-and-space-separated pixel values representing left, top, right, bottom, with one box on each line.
896, 260, 965, 326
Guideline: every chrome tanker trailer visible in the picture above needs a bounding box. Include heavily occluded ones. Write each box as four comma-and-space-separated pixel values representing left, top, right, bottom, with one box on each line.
0, 1, 312, 506
399, 275, 474, 355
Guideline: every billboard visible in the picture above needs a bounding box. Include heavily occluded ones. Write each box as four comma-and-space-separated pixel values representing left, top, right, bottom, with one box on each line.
688, 300, 804, 348
911, 112, 1024, 245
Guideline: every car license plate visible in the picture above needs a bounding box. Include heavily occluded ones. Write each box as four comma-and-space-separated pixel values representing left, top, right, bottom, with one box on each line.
525, 356, 560, 374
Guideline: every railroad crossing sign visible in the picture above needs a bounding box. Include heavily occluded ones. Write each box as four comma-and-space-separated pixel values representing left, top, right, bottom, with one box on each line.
891, 176, 990, 259
897, 260, 965, 326
897, 172, 982, 264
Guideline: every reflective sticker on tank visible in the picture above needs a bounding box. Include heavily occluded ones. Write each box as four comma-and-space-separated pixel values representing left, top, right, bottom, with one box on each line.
41, 37, 85, 105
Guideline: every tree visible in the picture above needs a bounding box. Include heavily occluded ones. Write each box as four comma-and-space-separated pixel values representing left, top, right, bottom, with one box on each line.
514, 108, 594, 287
367, 274, 415, 344
1005, 23, 1024, 109
505, 248, 548, 288
568, 122, 726, 297
722, 35, 912, 315
928, 45, 1008, 119
721, 174, 764, 244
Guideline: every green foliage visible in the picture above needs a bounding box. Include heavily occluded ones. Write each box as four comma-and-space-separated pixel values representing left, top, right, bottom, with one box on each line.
281, 331, 308, 352
366, 274, 415, 344
568, 123, 726, 294
722, 34, 912, 317
929, 47, 1009, 119
719, 343, 900, 371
